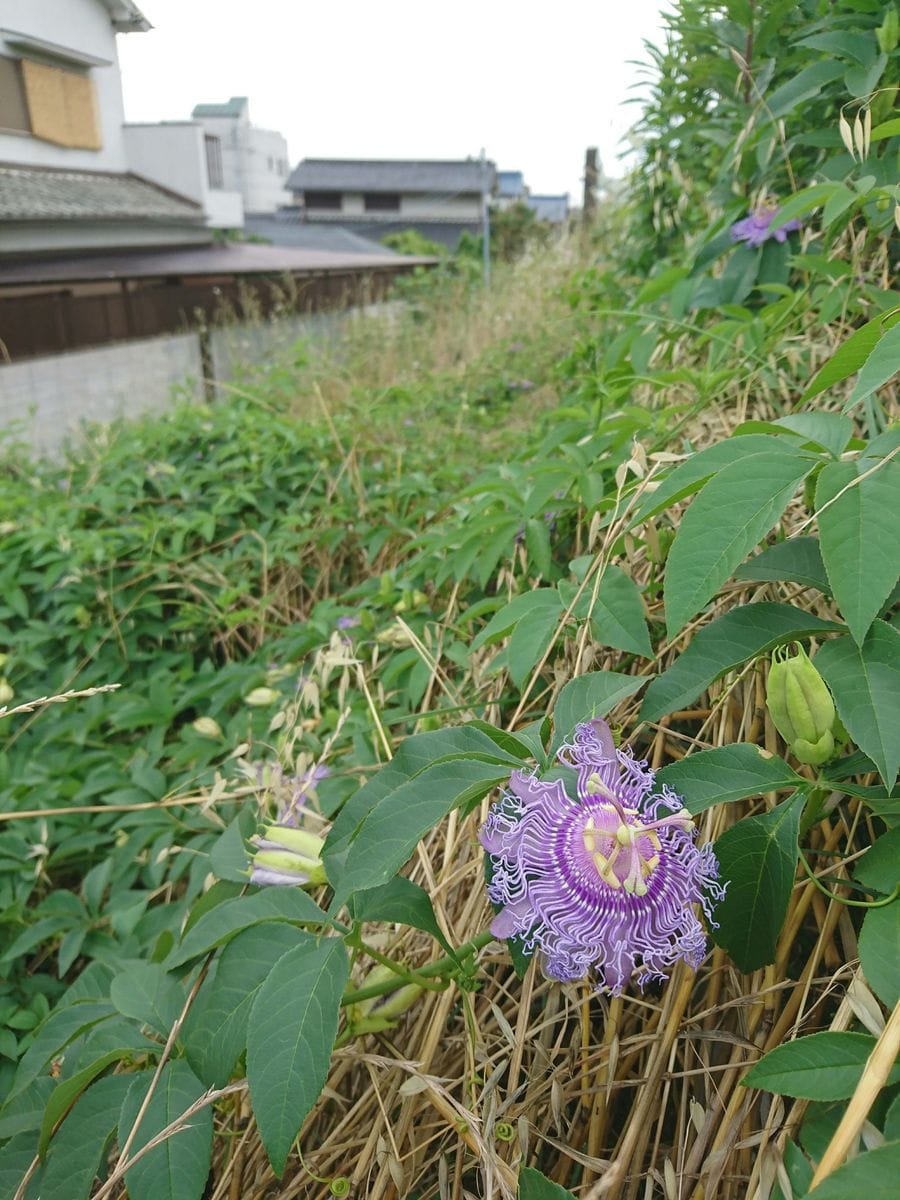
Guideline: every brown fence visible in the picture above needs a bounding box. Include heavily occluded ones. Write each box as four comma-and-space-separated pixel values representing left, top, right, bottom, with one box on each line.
0, 263, 416, 361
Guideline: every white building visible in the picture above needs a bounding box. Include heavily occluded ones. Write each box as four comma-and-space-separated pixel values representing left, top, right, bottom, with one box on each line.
0, 0, 209, 254
123, 121, 243, 229
191, 97, 291, 215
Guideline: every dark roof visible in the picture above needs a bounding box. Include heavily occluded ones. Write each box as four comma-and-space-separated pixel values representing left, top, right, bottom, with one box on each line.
0, 241, 435, 287
529, 194, 570, 223
243, 214, 402, 256
99, 0, 151, 32
0, 164, 203, 223
497, 170, 526, 197
191, 97, 249, 119
287, 158, 496, 195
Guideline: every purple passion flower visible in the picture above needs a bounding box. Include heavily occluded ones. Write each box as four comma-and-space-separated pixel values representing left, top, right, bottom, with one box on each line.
479, 719, 725, 995
730, 205, 801, 247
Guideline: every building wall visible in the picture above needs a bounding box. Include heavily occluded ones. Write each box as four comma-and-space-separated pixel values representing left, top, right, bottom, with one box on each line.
194, 113, 290, 214
400, 194, 482, 219
0, 333, 203, 457
122, 123, 244, 228
0, 0, 130, 172
0, 220, 212, 255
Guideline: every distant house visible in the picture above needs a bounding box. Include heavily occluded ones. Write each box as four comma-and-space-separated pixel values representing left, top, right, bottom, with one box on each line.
528, 194, 570, 224
191, 97, 290, 215
123, 121, 244, 229
285, 158, 496, 249
496, 170, 528, 210
0, 0, 209, 256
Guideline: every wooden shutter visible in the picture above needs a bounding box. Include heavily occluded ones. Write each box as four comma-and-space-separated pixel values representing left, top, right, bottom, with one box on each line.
21, 58, 101, 150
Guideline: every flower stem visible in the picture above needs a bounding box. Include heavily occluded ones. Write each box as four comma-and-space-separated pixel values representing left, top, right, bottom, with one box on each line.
340, 928, 495, 1008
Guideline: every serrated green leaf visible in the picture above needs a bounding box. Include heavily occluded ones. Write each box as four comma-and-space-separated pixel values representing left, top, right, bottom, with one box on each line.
657, 745, 803, 814
743, 1031, 900, 1099
183, 923, 304, 1087
119, 1062, 212, 1200
815, 621, 900, 789
349, 876, 454, 956
846, 322, 900, 411
110, 963, 183, 1038
471, 589, 561, 651
858, 900, 900, 1008
329, 759, 509, 909
9, 1002, 115, 1100
816, 460, 900, 645
550, 671, 646, 755
802, 310, 900, 403
0, 1131, 42, 1200
665, 452, 816, 637
0, 1076, 54, 1139
519, 1165, 578, 1198
734, 537, 830, 592
712, 792, 803, 973
39, 1047, 133, 1156
525, 517, 553, 578
506, 603, 561, 689
40, 1074, 131, 1200
247, 937, 349, 1176
589, 566, 652, 657
640, 604, 843, 723
166, 887, 329, 969
806, 1141, 900, 1198
771, 413, 854, 459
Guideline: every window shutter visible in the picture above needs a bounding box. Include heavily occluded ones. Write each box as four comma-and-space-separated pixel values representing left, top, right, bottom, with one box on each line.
21, 58, 101, 150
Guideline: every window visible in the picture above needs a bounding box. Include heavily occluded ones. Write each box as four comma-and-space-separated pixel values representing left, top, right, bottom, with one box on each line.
267, 155, 274, 171
19, 58, 101, 149
205, 134, 224, 189
364, 192, 400, 212
304, 190, 342, 210
0, 56, 30, 133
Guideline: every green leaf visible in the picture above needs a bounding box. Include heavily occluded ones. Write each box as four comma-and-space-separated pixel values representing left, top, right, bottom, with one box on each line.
118, 1061, 213, 1200
9, 1002, 115, 1100
665, 452, 816, 637
712, 792, 803, 973
110, 963, 183, 1038
209, 807, 257, 884
246, 937, 349, 1176
589, 566, 653, 657
631, 435, 804, 527
550, 671, 646, 755
640, 604, 843, 723
802, 310, 900, 403
329, 759, 509, 909
349, 876, 454, 956
0, 1077, 55, 1139
734, 537, 830, 593
743, 1031, 900, 1099
41, 1075, 131, 1200
525, 517, 553, 578
506, 602, 561, 689
183, 923, 303, 1088
0, 1132, 42, 1200
815, 621, 900, 789
766, 182, 840, 227
766, 59, 846, 113
858, 900, 900, 1008
816, 459, 900, 645
471, 589, 561, 650
870, 117, 900, 141
855, 826, 900, 894
518, 1165, 578, 1198
166, 887, 329, 969
822, 183, 860, 229
39, 1048, 133, 1156
771, 413, 854, 459
657, 745, 803, 814
846, 322, 900, 411
805, 1141, 900, 1199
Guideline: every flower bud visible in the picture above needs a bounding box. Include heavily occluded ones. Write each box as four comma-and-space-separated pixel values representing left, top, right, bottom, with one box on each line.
244, 686, 280, 707
0, 678, 14, 705
766, 643, 836, 766
192, 716, 222, 739
877, 8, 899, 53
346, 964, 423, 1035
249, 822, 326, 887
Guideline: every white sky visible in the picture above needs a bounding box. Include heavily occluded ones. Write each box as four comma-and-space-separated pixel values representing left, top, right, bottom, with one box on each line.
118, 0, 669, 200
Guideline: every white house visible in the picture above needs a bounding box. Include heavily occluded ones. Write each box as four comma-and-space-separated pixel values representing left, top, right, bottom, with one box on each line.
122, 121, 243, 229
285, 158, 496, 249
0, 0, 209, 255
191, 97, 290, 215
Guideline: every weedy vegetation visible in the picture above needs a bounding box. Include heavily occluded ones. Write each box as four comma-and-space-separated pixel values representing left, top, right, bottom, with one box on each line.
1, 2, 899, 1198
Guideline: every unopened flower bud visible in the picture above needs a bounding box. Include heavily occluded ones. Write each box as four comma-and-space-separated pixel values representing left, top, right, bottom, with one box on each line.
249, 822, 326, 887
192, 716, 222, 739
0, 678, 14, 705
877, 7, 899, 53
244, 686, 280, 707
766, 643, 836, 766
347, 964, 423, 1035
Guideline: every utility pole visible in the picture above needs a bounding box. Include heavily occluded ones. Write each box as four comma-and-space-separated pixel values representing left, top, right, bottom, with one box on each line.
480, 147, 491, 286
583, 147, 599, 224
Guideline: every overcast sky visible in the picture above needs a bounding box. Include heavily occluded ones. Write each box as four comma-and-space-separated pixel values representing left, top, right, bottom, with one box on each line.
118, 1, 669, 199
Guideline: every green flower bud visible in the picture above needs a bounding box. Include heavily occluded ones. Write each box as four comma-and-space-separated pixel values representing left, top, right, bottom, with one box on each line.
0, 678, 13, 705
766, 643, 836, 763
249, 823, 327, 887
244, 686, 280, 707
347, 964, 423, 1035
191, 716, 222, 739
877, 7, 899, 53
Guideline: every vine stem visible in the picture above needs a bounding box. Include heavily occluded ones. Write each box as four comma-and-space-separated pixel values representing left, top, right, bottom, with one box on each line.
340, 928, 495, 1007
798, 846, 900, 909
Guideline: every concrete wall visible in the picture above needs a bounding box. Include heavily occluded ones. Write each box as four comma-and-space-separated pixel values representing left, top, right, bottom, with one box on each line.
0, 333, 203, 456
123, 122, 244, 228
194, 111, 290, 214
0, 0, 131, 172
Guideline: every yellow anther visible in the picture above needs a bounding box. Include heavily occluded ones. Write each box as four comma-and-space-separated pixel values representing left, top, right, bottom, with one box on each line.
583, 831, 596, 853
633, 878, 648, 897
641, 854, 660, 877
616, 823, 633, 847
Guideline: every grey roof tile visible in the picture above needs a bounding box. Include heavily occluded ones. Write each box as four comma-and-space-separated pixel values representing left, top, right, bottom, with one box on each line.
287, 158, 496, 195
0, 164, 204, 222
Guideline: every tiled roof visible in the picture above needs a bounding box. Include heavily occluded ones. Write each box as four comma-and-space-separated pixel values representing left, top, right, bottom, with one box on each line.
287, 158, 496, 196
243, 214, 401, 256
0, 165, 203, 223
498, 170, 526, 197
192, 97, 249, 118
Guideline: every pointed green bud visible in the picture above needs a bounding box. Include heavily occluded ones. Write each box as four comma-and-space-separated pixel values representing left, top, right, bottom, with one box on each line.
766, 643, 836, 765
249, 823, 327, 887
347, 964, 423, 1035
791, 731, 835, 767
877, 8, 899, 53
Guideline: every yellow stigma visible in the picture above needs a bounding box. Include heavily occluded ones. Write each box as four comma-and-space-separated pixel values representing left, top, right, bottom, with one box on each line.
616, 822, 633, 846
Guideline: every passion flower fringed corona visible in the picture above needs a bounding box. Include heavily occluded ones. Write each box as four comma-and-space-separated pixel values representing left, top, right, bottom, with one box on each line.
479, 719, 725, 995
